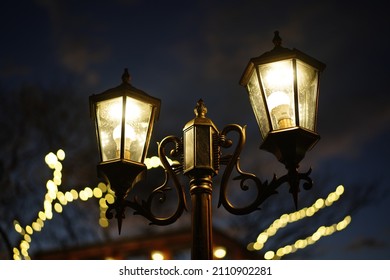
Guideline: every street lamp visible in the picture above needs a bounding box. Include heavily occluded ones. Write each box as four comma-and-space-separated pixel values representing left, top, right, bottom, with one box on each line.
240, 31, 326, 207
89, 31, 325, 259
89, 69, 161, 232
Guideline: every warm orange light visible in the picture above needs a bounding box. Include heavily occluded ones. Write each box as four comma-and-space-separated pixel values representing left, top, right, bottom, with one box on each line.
151, 251, 165, 260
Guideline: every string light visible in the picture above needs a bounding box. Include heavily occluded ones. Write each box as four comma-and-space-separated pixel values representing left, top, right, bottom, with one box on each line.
12, 150, 169, 260
12, 149, 350, 260
12, 149, 114, 260
264, 215, 352, 259
247, 185, 352, 259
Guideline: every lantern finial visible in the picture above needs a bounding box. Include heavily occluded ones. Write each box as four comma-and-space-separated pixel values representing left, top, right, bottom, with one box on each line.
272, 30, 282, 48
122, 68, 131, 84
194, 99, 207, 118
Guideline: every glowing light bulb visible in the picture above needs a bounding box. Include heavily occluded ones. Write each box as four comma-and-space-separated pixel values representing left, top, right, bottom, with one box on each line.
267, 91, 293, 129
113, 124, 135, 159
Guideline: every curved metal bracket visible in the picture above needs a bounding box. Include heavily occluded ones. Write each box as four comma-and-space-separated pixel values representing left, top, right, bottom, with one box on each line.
218, 124, 314, 215
134, 135, 187, 225
106, 136, 187, 231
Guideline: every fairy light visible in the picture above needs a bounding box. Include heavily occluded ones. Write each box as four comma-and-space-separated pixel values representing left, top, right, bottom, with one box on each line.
247, 185, 351, 259
12, 150, 171, 259
17, 149, 347, 260
12, 149, 106, 259
264, 215, 352, 259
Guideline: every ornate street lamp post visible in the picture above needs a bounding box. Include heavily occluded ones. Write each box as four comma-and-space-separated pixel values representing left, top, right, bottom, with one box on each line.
89, 32, 325, 259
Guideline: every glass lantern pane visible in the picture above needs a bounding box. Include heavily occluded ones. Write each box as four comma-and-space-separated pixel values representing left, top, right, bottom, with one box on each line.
96, 97, 123, 162
247, 71, 270, 139
258, 60, 296, 130
296, 60, 319, 131
124, 96, 153, 162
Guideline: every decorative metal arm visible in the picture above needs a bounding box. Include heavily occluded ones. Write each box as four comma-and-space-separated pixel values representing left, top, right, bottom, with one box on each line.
218, 124, 314, 215
106, 136, 187, 230
105, 99, 315, 237
136, 135, 187, 225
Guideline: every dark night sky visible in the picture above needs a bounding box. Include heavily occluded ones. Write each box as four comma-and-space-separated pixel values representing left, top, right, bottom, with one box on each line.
1, 0, 389, 259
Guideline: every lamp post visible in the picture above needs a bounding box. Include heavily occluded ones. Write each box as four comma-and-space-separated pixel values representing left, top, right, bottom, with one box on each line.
89, 31, 325, 259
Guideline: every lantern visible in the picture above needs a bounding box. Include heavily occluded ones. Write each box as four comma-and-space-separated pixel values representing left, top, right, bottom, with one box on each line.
89, 69, 161, 199
240, 31, 325, 167
183, 99, 219, 177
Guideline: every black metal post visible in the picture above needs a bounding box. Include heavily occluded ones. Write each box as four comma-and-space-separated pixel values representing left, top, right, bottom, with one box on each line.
189, 174, 213, 260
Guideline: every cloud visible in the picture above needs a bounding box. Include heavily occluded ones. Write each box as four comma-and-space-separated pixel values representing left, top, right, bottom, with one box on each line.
36, 0, 111, 86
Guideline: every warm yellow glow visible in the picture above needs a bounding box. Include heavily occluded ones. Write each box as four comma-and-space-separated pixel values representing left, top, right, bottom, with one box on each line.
84, 187, 93, 198
32, 222, 42, 232
248, 184, 350, 259
24, 235, 31, 244
20, 240, 29, 250
214, 247, 227, 259
99, 198, 108, 208
151, 251, 165, 260
99, 218, 109, 228
264, 251, 275, 260
46, 180, 57, 192
267, 91, 290, 111
107, 98, 143, 121
144, 156, 178, 170
45, 152, 57, 167
56, 149, 65, 161
263, 60, 293, 88
45, 211, 53, 220
54, 161, 62, 172
253, 242, 264, 251
105, 193, 115, 204
93, 187, 103, 198
14, 222, 23, 234
54, 203, 63, 213
107, 100, 123, 121
257, 232, 268, 244
113, 124, 136, 159
259, 60, 296, 129
79, 190, 88, 201
57, 192, 67, 205
65, 191, 74, 202
315, 198, 324, 209
336, 185, 344, 195
113, 124, 136, 142
71, 189, 78, 200
25, 226, 33, 235
98, 182, 107, 192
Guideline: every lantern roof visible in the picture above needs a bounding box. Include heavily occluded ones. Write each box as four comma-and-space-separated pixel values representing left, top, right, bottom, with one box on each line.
240, 31, 326, 86
89, 69, 161, 121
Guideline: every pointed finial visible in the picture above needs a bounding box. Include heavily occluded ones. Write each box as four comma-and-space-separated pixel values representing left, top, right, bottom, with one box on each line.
115, 205, 126, 235
292, 188, 299, 210
122, 68, 131, 84
194, 99, 207, 118
272, 30, 282, 48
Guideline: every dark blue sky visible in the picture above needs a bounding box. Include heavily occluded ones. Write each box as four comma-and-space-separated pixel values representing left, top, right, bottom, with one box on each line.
1, 0, 389, 259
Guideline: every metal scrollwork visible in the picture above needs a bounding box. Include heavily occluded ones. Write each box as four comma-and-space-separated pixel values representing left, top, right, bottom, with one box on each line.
135, 135, 187, 225
218, 124, 315, 214
218, 124, 272, 215
107, 136, 187, 228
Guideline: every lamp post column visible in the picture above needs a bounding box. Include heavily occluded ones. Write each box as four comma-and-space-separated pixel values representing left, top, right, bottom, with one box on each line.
182, 99, 219, 260
189, 174, 213, 260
